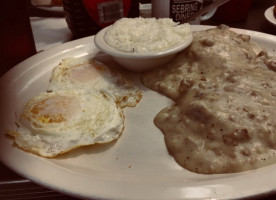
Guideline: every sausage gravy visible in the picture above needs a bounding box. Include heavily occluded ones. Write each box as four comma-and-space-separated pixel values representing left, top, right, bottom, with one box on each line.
142, 25, 276, 174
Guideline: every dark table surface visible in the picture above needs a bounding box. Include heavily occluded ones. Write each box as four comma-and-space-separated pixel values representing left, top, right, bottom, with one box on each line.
1, 0, 276, 199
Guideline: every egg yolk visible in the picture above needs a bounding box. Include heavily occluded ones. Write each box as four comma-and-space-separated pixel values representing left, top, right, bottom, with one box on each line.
70, 63, 107, 83
30, 95, 81, 124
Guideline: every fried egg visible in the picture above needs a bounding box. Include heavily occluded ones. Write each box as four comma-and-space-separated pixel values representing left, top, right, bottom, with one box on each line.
8, 89, 124, 157
48, 58, 142, 108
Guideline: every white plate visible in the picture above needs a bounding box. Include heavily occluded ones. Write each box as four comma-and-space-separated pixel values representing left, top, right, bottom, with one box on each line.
1, 26, 276, 200
264, 6, 276, 26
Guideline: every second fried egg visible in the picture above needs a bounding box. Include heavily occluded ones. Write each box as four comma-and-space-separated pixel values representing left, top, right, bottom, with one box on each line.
48, 58, 142, 108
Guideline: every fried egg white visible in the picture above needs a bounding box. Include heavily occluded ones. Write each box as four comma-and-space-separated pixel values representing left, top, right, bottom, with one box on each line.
8, 90, 124, 157
48, 58, 142, 108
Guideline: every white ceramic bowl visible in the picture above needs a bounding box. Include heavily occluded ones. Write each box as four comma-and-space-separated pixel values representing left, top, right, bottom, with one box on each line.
94, 26, 193, 72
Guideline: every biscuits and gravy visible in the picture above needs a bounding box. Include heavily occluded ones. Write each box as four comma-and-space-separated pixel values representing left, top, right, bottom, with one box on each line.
142, 24, 276, 174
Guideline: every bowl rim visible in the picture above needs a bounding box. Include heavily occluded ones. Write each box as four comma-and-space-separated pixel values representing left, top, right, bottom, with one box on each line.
94, 26, 193, 59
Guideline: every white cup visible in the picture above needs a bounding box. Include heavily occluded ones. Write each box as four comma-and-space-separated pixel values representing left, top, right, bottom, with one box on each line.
151, 0, 217, 24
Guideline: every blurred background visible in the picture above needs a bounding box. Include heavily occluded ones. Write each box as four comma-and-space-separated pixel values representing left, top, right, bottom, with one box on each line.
0, 0, 275, 76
